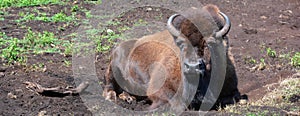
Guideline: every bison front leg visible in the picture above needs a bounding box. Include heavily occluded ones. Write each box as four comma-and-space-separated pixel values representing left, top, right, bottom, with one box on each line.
103, 62, 118, 102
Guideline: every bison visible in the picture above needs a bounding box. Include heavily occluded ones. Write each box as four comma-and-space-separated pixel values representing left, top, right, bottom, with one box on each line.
102, 4, 241, 111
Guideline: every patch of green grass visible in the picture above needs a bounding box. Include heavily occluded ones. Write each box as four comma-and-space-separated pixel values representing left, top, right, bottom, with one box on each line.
26, 62, 46, 72
16, 11, 77, 23
0, 29, 71, 65
223, 77, 300, 115
0, 36, 27, 64
266, 47, 277, 58
95, 29, 120, 52
51, 12, 74, 22
84, 0, 102, 4
117, 25, 131, 32
23, 29, 61, 54
0, 0, 61, 8
291, 52, 300, 67
106, 20, 121, 26
133, 19, 148, 26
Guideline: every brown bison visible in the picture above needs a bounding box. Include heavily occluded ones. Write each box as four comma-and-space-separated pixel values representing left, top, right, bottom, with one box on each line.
103, 4, 241, 111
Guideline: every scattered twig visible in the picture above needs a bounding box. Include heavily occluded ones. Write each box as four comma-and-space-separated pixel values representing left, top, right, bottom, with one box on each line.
23, 81, 89, 97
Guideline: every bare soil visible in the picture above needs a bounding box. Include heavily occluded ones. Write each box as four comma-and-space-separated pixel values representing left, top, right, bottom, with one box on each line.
0, 0, 299, 115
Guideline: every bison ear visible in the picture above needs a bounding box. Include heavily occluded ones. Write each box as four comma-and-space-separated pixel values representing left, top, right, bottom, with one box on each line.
170, 14, 185, 31
167, 14, 195, 37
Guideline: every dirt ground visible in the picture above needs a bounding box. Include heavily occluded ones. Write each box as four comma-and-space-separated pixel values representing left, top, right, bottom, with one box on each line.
0, 0, 299, 115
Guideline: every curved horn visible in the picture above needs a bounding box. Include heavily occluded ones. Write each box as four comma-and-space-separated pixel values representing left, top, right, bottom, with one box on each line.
215, 12, 231, 38
167, 14, 181, 37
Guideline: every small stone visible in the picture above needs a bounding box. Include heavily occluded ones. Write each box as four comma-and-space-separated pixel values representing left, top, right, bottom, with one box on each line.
7, 92, 17, 99
260, 15, 267, 19
146, 7, 152, 11
0, 72, 4, 78
38, 111, 47, 116
239, 99, 248, 105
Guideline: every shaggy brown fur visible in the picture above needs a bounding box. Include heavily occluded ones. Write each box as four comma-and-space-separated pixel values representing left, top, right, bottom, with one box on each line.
103, 4, 241, 110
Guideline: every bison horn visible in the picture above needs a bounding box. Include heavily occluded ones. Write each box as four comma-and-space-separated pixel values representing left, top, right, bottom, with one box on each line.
216, 12, 231, 38
167, 14, 181, 37
167, 12, 231, 38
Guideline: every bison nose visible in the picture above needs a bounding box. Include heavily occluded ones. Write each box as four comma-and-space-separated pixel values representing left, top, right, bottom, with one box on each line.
183, 58, 206, 78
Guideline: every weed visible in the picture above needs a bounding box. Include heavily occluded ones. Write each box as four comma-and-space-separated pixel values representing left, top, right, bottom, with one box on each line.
266, 47, 276, 58
63, 60, 71, 67
26, 63, 46, 72
16, 12, 36, 23
84, 0, 102, 4
106, 20, 121, 26
291, 52, 300, 67
51, 12, 73, 22
71, 5, 79, 12
85, 11, 93, 18
279, 53, 290, 59
0, 11, 7, 21
98, 29, 120, 52
62, 41, 73, 56
133, 19, 148, 26
244, 56, 256, 64
259, 58, 266, 69
117, 25, 131, 32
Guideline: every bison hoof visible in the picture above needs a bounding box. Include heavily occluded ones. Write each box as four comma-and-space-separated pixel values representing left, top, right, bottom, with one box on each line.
103, 90, 117, 102
119, 91, 136, 104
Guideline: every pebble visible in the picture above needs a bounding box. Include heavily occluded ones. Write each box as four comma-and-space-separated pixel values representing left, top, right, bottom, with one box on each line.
146, 7, 152, 11
7, 92, 17, 99
260, 15, 267, 19
0, 72, 4, 78
239, 99, 248, 105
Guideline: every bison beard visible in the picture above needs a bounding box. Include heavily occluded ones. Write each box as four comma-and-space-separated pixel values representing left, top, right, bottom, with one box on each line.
103, 4, 242, 111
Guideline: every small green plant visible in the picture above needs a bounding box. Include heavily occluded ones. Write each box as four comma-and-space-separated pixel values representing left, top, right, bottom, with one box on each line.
133, 19, 148, 26
64, 60, 71, 67
85, 11, 93, 18
249, 58, 256, 64
84, 0, 102, 4
16, 12, 35, 22
258, 58, 266, 70
97, 29, 120, 52
27, 63, 46, 72
291, 52, 300, 67
106, 20, 121, 26
71, 5, 79, 12
266, 47, 276, 58
117, 25, 131, 32
62, 41, 73, 56
51, 12, 73, 22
